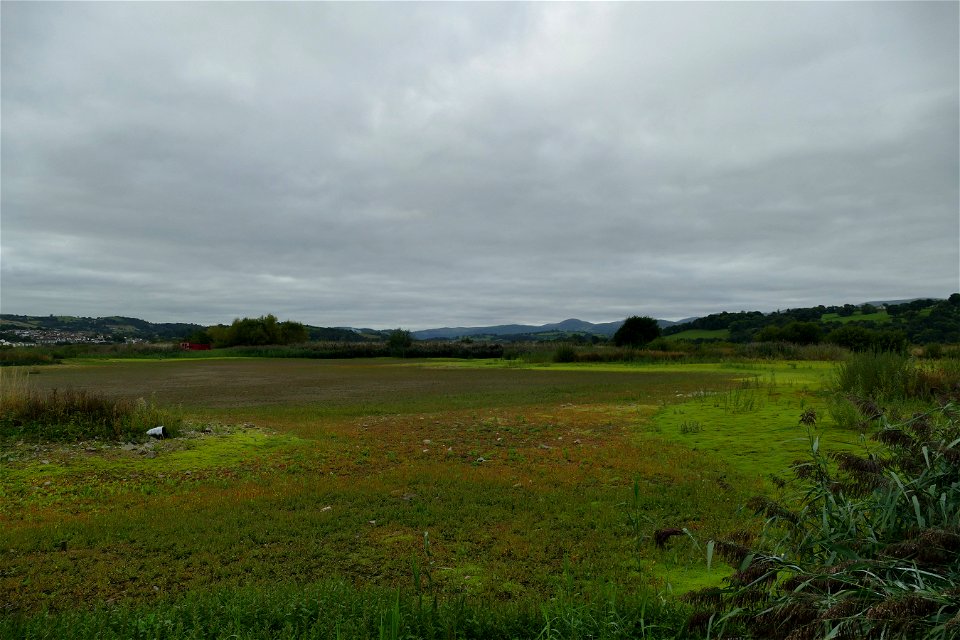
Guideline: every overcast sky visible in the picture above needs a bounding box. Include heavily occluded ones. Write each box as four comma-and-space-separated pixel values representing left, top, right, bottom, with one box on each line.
2, 2, 958, 329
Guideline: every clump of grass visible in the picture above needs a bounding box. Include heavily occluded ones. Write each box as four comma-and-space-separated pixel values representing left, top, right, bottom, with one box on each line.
826, 395, 868, 430
923, 343, 944, 359
834, 352, 960, 403
0, 368, 180, 442
679, 420, 702, 434
715, 385, 759, 413
834, 351, 915, 402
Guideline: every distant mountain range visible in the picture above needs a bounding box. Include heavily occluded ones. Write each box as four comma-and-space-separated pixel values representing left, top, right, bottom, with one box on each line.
0, 313, 691, 343
412, 317, 693, 340
3, 296, 951, 344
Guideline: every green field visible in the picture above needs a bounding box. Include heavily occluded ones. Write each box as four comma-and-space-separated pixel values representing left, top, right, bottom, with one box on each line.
820, 310, 890, 324
1, 357, 865, 637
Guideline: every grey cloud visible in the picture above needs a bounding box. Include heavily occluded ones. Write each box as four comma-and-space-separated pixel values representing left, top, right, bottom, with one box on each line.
2, 2, 957, 328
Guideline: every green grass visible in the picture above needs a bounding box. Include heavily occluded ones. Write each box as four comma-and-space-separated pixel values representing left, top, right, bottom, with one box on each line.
821, 310, 890, 324
647, 363, 858, 482
0, 357, 858, 637
0, 424, 300, 521
1, 579, 694, 639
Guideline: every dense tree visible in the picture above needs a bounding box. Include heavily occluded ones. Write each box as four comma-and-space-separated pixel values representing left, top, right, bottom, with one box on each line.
826, 325, 907, 353
755, 322, 821, 345
186, 329, 213, 345
660, 296, 957, 346
208, 315, 308, 347
387, 328, 413, 356
781, 321, 823, 345
613, 316, 661, 347
826, 325, 874, 352
279, 321, 309, 345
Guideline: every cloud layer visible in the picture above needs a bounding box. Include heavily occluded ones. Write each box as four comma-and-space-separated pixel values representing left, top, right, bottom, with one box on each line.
3, 2, 957, 328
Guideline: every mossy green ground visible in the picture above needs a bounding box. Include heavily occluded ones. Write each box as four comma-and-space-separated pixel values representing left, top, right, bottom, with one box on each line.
645, 362, 860, 481
1, 357, 857, 635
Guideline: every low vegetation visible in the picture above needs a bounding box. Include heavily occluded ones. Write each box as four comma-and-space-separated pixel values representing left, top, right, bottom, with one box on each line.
678, 353, 960, 639
0, 369, 181, 442
836, 351, 960, 402
1, 350, 958, 638
683, 406, 960, 639
4, 296, 957, 368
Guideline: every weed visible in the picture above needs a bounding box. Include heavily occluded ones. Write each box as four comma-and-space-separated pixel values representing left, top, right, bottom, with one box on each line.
679, 420, 702, 435
714, 385, 759, 413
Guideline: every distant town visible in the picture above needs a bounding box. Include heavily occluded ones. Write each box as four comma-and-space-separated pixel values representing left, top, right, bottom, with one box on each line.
0, 328, 146, 348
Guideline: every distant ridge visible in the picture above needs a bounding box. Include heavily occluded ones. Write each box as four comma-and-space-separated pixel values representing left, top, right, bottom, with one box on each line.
412, 318, 683, 340
0, 314, 692, 342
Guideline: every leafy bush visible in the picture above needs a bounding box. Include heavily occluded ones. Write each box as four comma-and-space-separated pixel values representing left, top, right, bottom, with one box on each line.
685, 405, 960, 639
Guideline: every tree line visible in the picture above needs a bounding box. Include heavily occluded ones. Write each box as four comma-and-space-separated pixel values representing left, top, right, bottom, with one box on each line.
661, 294, 960, 350
180, 296, 957, 352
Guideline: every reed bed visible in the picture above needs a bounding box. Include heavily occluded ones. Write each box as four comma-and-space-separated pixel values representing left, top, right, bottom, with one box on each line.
0, 368, 181, 442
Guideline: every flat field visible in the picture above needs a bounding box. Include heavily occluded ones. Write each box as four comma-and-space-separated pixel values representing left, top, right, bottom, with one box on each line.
0, 357, 853, 636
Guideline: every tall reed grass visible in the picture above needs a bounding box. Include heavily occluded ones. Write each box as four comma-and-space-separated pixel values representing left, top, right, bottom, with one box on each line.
834, 352, 960, 403
0, 368, 181, 441
0, 347, 59, 366
529, 341, 849, 366
686, 405, 960, 639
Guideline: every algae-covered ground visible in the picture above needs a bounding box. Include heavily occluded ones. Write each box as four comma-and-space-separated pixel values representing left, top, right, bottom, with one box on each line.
0, 357, 859, 636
